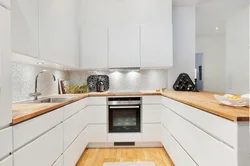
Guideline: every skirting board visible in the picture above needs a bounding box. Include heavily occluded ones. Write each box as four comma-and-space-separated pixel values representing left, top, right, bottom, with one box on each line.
87, 142, 163, 148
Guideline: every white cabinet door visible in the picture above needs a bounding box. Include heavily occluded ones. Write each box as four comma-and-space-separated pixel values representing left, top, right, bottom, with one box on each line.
81, 26, 108, 69
109, 24, 140, 68
13, 108, 63, 150
11, 0, 39, 58
161, 125, 197, 166
87, 125, 107, 143
0, 127, 12, 160
0, 155, 12, 166
141, 23, 173, 68
64, 128, 88, 166
39, 0, 79, 67
14, 124, 63, 166
52, 155, 63, 166
142, 124, 161, 142
0, 5, 11, 128
142, 105, 162, 123
86, 106, 107, 124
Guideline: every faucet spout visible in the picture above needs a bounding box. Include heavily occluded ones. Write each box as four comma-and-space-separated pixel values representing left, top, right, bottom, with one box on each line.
31, 70, 56, 100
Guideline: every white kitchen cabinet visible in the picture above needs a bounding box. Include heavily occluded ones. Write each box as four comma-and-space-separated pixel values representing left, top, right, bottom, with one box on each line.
63, 98, 87, 120
87, 125, 107, 143
64, 128, 88, 166
0, 156, 12, 166
52, 155, 63, 166
143, 96, 161, 104
141, 23, 173, 68
63, 108, 87, 151
13, 108, 63, 150
142, 124, 161, 142
14, 124, 63, 166
0, 0, 11, 9
108, 133, 142, 142
109, 24, 140, 68
161, 125, 197, 166
11, 0, 39, 58
162, 106, 235, 166
86, 106, 107, 124
0, 5, 11, 128
0, 127, 12, 160
39, 0, 79, 67
142, 105, 162, 123
81, 26, 108, 69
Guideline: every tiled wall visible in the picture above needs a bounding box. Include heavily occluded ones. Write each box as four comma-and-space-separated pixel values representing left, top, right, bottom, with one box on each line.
69, 70, 168, 91
12, 62, 69, 102
12, 62, 168, 102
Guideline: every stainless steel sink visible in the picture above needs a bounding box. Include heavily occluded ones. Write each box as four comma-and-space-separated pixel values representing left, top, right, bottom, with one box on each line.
16, 96, 75, 104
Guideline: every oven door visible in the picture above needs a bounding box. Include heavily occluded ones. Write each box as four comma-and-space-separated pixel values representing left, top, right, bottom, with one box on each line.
109, 105, 141, 133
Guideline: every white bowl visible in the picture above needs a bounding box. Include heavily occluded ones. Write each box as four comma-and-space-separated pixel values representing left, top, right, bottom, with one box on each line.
214, 94, 249, 107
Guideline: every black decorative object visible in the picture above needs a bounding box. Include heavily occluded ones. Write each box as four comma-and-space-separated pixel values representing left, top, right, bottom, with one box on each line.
87, 75, 109, 92
193, 79, 199, 92
173, 73, 195, 91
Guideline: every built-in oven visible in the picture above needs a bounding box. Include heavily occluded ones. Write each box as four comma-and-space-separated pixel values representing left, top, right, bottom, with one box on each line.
108, 97, 141, 133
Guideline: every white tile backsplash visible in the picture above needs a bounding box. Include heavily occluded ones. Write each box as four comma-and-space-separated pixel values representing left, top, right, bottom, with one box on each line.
12, 62, 69, 102
12, 62, 168, 102
69, 70, 168, 91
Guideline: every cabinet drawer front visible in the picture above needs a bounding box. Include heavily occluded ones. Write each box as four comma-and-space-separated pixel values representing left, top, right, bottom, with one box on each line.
142, 124, 161, 142
87, 105, 107, 124
162, 96, 236, 147
88, 125, 107, 143
0, 127, 12, 160
162, 107, 235, 166
52, 155, 63, 166
63, 108, 87, 151
87, 97, 106, 105
14, 124, 63, 166
0, 155, 12, 166
142, 96, 161, 104
64, 98, 87, 120
64, 128, 88, 166
161, 126, 197, 166
142, 105, 162, 123
108, 133, 142, 142
13, 108, 63, 150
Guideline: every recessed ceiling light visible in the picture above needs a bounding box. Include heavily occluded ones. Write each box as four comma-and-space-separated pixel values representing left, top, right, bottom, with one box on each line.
37, 62, 44, 65
215, 27, 219, 30
63, 68, 68, 70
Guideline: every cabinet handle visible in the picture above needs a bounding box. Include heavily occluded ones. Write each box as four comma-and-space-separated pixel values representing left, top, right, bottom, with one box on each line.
109, 106, 140, 109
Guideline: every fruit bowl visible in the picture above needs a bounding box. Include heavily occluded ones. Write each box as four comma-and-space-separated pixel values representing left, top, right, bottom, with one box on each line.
214, 94, 249, 107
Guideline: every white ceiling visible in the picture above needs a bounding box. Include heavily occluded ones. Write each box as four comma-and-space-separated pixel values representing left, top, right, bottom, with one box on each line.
195, 0, 249, 36
173, 0, 200, 6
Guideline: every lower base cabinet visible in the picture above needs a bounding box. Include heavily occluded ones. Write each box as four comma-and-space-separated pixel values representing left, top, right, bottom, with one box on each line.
14, 124, 63, 166
52, 156, 63, 166
87, 124, 107, 143
64, 128, 88, 166
0, 156, 12, 166
142, 124, 161, 142
161, 125, 197, 166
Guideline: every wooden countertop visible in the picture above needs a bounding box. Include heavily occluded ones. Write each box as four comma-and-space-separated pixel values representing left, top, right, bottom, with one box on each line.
12, 91, 249, 125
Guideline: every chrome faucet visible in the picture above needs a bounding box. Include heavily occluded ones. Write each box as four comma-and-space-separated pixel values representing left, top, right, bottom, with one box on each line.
30, 70, 56, 100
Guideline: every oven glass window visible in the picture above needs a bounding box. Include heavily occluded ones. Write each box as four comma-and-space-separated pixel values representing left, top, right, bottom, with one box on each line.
113, 110, 137, 127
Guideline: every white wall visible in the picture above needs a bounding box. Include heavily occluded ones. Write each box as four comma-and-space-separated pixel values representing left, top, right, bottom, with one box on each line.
196, 36, 226, 93
226, 7, 249, 94
168, 6, 196, 90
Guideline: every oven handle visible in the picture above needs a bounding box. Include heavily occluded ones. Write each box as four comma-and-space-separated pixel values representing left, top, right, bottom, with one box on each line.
109, 106, 140, 109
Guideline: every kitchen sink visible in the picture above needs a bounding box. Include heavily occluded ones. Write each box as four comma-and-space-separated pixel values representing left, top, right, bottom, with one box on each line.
16, 96, 75, 104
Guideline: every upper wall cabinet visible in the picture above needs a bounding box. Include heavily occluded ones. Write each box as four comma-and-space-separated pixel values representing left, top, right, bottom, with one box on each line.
108, 24, 140, 68
12, 0, 80, 68
81, 26, 108, 69
141, 23, 173, 68
0, 0, 11, 9
39, 0, 79, 68
0, 4, 12, 128
12, 0, 39, 58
